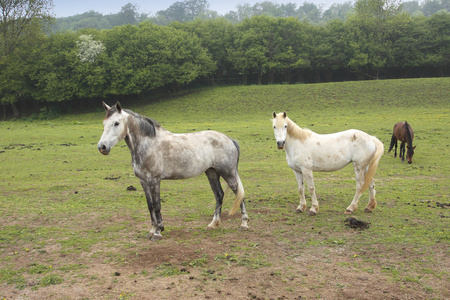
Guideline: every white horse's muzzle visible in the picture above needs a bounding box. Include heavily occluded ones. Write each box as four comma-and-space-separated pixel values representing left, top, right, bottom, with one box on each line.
277, 141, 285, 149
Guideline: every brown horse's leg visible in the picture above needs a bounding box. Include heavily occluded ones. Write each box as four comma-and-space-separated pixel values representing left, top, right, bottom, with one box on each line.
400, 141, 406, 162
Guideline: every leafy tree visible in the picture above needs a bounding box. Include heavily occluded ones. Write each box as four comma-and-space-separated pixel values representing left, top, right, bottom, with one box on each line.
107, 3, 145, 27
322, 2, 354, 21
171, 18, 236, 85
31, 30, 108, 104
346, 0, 410, 79
228, 16, 310, 84
102, 22, 215, 95
0, 0, 54, 117
309, 19, 351, 82
52, 11, 111, 32
422, 0, 447, 16
30, 31, 80, 103
423, 12, 450, 75
156, 0, 211, 23
298, 2, 322, 23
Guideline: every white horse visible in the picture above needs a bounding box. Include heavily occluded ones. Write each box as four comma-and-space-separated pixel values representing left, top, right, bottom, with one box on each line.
272, 112, 384, 215
97, 102, 248, 240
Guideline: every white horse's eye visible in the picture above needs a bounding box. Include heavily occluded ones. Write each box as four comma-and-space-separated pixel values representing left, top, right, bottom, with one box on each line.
273, 126, 276, 129
284, 125, 287, 128
114, 122, 120, 126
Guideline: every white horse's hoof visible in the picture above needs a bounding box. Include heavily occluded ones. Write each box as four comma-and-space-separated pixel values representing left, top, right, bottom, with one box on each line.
364, 208, 373, 213
240, 225, 249, 231
345, 210, 354, 214
308, 211, 317, 216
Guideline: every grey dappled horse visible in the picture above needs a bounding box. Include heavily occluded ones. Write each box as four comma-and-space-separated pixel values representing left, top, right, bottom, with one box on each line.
97, 102, 248, 240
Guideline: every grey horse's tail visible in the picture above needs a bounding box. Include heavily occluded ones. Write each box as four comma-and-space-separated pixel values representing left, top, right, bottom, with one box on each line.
229, 139, 245, 215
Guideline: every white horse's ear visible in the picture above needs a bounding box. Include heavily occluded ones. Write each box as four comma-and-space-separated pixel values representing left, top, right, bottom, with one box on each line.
272, 111, 277, 118
283, 112, 287, 118
115, 101, 122, 113
102, 101, 111, 112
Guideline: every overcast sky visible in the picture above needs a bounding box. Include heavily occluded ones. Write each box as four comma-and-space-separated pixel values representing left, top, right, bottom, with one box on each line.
52, 0, 353, 18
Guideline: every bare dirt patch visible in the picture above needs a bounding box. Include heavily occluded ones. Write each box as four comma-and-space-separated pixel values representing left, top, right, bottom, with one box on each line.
1, 209, 448, 300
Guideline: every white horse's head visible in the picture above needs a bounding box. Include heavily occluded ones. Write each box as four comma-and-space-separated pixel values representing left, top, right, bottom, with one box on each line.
272, 112, 288, 149
97, 102, 128, 155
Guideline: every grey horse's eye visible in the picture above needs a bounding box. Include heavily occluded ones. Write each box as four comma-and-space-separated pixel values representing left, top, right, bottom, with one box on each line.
114, 122, 120, 126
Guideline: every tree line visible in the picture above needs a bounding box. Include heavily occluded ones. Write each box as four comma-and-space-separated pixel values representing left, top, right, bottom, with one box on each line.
52, 0, 449, 30
0, 0, 449, 118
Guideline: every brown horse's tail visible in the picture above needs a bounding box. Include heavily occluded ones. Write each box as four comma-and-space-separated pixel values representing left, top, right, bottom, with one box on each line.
361, 137, 384, 193
388, 133, 396, 153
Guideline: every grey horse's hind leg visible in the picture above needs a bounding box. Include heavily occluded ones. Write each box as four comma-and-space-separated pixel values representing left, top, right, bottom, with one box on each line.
205, 168, 224, 229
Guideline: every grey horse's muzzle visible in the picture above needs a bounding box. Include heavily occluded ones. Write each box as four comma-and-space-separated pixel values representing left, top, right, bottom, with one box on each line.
97, 143, 110, 155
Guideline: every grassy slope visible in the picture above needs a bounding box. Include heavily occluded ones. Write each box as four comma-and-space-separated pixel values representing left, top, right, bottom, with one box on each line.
0, 78, 449, 297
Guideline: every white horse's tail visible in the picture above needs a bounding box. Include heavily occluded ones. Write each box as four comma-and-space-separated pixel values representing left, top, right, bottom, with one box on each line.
229, 173, 245, 215
361, 137, 384, 193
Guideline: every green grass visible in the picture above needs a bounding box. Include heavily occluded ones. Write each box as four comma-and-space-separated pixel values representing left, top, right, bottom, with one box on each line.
0, 78, 449, 298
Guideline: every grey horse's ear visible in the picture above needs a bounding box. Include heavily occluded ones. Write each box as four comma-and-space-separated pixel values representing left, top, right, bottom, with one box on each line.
102, 101, 111, 112
283, 112, 287, 118
272, 111, 277, 118
115, 101, 122, 113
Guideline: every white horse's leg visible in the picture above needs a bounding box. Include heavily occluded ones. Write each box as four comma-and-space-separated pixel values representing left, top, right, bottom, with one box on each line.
239, 200, 249, 230
346, 164, 365, 214
303, 169, 319, 216
364, 179, 377, 213
294, 170, 307, 213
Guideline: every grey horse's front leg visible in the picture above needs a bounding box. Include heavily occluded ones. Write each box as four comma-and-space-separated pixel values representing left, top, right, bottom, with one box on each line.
141, 180, 164, 240
149, 179, 164, 240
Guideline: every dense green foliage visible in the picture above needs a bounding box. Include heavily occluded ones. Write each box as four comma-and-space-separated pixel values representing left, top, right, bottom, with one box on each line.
0, 0, 449, 118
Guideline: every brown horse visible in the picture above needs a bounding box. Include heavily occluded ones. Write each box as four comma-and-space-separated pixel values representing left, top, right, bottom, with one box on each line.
388, 121, 415, 164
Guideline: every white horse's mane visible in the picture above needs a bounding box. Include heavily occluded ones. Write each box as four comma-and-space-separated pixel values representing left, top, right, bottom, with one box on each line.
286, 117, 312, 141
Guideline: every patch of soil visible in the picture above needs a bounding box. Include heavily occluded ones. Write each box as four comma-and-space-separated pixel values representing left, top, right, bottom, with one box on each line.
1, 211, 448, 300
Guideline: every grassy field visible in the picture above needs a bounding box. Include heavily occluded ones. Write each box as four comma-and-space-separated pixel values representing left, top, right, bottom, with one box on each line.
0, 78, 449, 299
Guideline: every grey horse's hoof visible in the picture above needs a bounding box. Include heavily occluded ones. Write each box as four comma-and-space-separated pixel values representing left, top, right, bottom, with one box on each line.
151, 234, 162, 241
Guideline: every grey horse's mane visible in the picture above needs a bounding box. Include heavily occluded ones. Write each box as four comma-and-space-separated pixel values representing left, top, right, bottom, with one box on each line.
106, 106, 160, 138
125, 109, 161, 138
